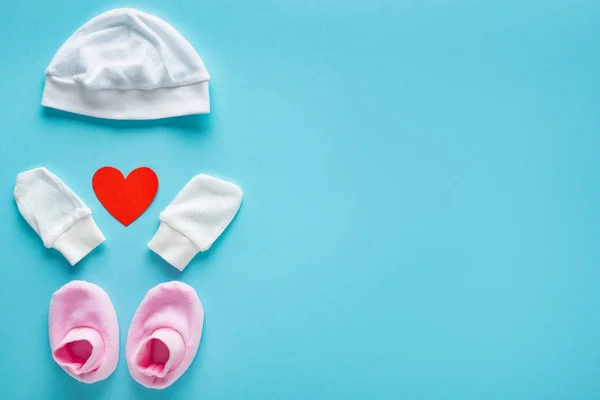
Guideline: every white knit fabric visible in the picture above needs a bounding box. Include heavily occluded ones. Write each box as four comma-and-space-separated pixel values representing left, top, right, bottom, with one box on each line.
14, 168, 105, 265
148, 175, 243, 271
42, 8, 210, 120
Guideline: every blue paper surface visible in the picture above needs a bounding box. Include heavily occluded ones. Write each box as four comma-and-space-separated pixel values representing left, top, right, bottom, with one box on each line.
0, 1, 599, 398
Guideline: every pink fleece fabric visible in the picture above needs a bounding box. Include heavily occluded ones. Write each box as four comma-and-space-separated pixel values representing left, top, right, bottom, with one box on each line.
49, 281, 119, 383
126, 281, 204, 389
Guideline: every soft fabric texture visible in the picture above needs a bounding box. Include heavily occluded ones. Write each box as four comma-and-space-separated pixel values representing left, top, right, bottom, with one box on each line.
14, 167, 105, 265
92, 166, 159, 226
148, 174, 243, 271
42, 8, 210, 120
126, 281, 204, 389
49, 281, 119, 383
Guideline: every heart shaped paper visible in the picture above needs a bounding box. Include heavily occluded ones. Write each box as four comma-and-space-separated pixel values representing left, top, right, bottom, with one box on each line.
92, 166, 158, 226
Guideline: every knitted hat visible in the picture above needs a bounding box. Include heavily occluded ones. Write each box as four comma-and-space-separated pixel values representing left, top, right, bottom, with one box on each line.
42, 8, 210, 120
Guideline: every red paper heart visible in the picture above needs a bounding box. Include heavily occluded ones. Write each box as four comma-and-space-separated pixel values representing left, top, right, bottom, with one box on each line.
92, 166, 159, 226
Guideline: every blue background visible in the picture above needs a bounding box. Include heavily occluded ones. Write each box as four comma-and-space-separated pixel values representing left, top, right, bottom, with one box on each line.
0, 0, 599, 399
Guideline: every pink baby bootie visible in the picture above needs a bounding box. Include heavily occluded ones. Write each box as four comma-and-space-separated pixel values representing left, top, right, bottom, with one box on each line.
126, 281, 204, 389
49, 281, 119, 383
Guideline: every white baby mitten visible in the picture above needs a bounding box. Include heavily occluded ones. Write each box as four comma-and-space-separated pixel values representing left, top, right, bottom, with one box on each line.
14, 167, 105, 265
148, 174, 243, 271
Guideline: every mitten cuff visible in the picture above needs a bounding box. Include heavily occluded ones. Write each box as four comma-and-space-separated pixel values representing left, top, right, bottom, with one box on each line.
52, 216, 105, 266
147, 223, 199, 271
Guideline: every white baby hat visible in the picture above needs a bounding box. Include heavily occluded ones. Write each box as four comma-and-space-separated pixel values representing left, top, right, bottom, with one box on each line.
42, 8, 210, 120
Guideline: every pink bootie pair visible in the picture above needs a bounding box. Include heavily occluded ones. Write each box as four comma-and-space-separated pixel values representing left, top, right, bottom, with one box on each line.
49, 281, 204, 389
